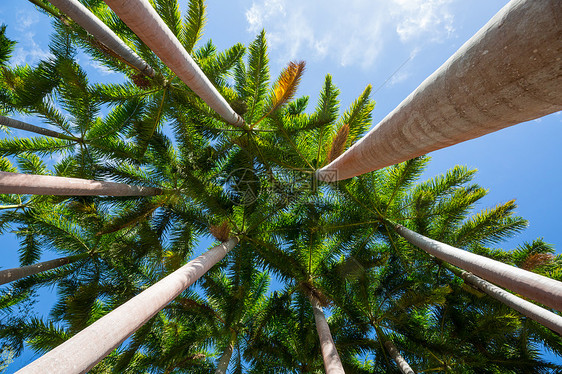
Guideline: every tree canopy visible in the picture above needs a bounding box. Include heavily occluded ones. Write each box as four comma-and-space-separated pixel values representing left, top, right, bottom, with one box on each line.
0, 0, 561, 373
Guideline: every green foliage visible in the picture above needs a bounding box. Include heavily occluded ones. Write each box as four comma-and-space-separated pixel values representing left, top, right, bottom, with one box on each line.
181, 0, 206, 53
0, 1, 560, 373
244, 30, 270, 123
0, 24, 15, 67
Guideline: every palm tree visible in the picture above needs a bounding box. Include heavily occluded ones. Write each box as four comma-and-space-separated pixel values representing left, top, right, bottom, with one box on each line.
318, 0, 562, 180
35, 0, 155, 77
0, 171, 162, 196
393, 223, 562, 311
380, 338, 414, 374
0, 253, 87, 285
330, 158, 562, 326
17, 237, 238, 373
322, 242, 441, 373
103, 0, 244, 126
2, 1, 562, 371
308, 293, 345, 374
449, 265, 562, 334
245, 197, 352, 372
0, 116, 77, 140
323, 157, 562, 370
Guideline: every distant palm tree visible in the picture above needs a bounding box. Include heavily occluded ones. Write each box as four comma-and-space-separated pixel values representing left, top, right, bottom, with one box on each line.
0, 253, 87, 285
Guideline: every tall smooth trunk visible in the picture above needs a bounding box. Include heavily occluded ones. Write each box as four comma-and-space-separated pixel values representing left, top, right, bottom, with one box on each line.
215, 343, 233, 374
0, 171, 162, 196
102, 0, 245, 127
318, 0, 562, 181
0, 204, 26, 210
373, 325, 414, 374
383, 340, 414, 374
17, 238, 239, 374
394, 224, 562, 311
308, 294, 345, 374
456, 269, 562, 335
0, 116, 78, 141
47, 0, 154, 76
0, 254, 86, 286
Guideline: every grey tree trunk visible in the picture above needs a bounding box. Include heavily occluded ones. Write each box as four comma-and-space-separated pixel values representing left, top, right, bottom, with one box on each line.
0, 254, 87, 285
102, 0, 245, 127
47, 0, 154, 76
0, 171, 162, 196
383, 340, 415, 374
215, 343, 233, 374
458, 269, 562, 335
394, 224, 562, 312
0, 116, 78, 141
318, 0, 562, 181
0, 204, 26, 210
308, 294, 345, 374
373, 325, 415, 374
16, 238, 239, 374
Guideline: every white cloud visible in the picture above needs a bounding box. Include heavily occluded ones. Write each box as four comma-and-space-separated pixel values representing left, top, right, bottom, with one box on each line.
245, 0, 456, 68
11, 32, 52, 66
393, 0, 455, 42
10, 11, 52, 66
246, 0, 286, 32
15, 11, 40, 32
88, 60, 117, 76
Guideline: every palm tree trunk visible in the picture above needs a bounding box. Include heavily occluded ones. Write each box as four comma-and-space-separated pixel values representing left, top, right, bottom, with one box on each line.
46, 0, 154, 76
373, 325, 414, 374
16, 238, 239, 374
0, 116, 78, 141
393, 224, 562, 312
448, 265, 562, 334
0, 254, 87, 285
383, 340, 414, 374
0, 171, 162, 196
308, 294, 345, 374
317, 0, 562, 181
0, 204, 26, 210
215, 343, 233, 374
102, 0, 245, 127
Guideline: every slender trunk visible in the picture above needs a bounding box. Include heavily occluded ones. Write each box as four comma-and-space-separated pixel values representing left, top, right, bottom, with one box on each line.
0, 171, 162, 196
215, 343, 233, 374
394, 224, 562, 311
0, 254, 87, 286
29, 0, 64, 18
308, 294, 345, 374
0, 116, 78, 141
373, 325, 415, 374
318, 0, 562, 181
47, 0, 154, 76
16, 238, 239, 374
102, 0, 245, 127
0, 204, 26, 210
383, 340, 415, 374
445, 264, 562, 335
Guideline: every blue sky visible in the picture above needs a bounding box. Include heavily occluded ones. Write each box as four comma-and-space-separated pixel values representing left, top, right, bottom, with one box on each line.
1, 0, 561, 369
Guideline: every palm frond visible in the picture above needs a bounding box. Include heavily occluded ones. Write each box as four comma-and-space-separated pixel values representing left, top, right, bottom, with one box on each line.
253, 61, 305, 127
181, 0, 206, 53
